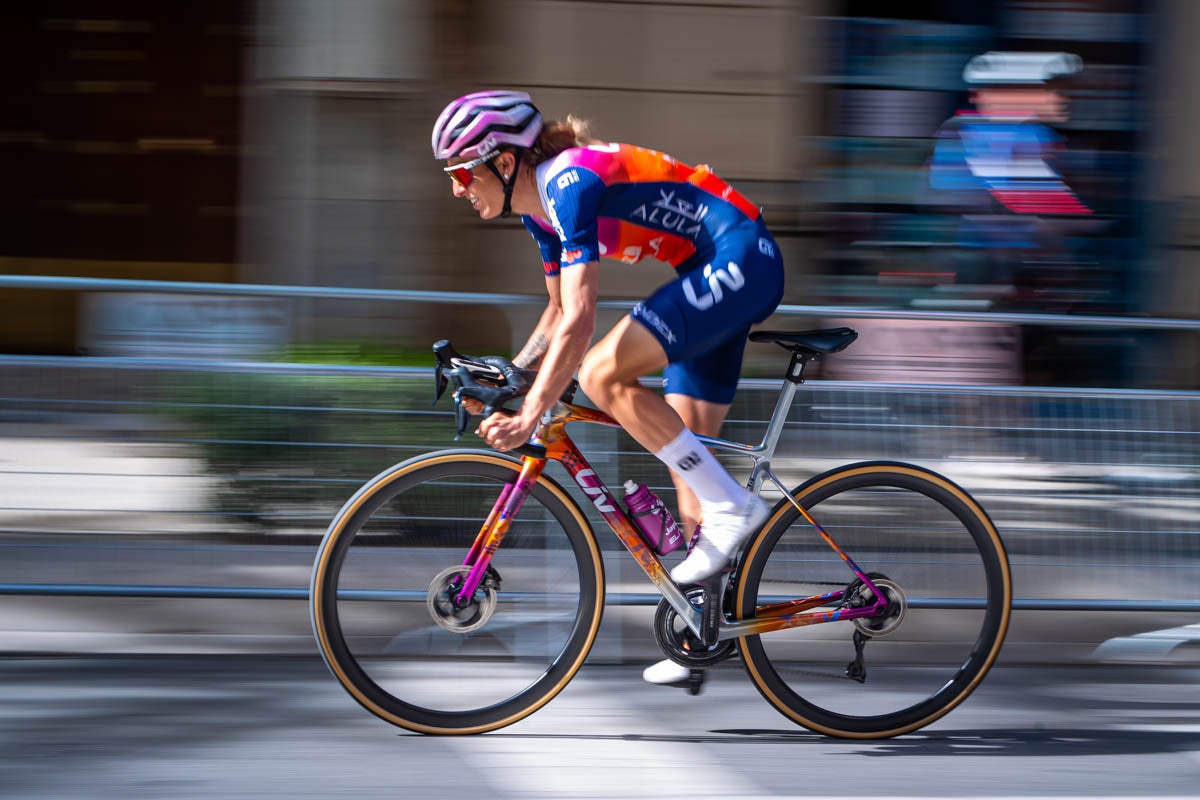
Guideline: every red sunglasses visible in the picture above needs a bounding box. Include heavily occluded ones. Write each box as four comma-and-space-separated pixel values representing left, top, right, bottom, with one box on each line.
443, 151, 499, 189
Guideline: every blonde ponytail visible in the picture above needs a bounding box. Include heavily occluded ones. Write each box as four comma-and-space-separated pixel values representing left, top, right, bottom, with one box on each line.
528, 114, 600, 164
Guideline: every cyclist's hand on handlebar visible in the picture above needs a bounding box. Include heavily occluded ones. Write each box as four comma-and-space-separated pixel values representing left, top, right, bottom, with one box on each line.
476, 407, 540, 452
433, 341, 552, 440
459, 357, 527, 418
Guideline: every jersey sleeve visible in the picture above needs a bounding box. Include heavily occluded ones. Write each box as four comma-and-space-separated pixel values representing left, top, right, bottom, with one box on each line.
521, 215, 563, 276
540, 164, 606, 268
928, 118, 978, 193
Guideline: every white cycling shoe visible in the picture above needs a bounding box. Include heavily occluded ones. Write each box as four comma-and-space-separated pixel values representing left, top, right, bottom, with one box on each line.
670, 494, 769, 584
643, 658, 707, 694
642, 658, 692, 686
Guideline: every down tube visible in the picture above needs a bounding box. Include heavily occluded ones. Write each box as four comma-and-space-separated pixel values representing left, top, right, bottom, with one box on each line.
551, 439, 676, 589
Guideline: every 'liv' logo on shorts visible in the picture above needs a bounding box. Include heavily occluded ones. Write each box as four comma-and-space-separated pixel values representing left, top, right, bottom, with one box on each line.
683, 261, 745, 310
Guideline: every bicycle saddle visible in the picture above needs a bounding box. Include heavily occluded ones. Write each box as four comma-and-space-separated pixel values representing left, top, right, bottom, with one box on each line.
749, 327, 858, 357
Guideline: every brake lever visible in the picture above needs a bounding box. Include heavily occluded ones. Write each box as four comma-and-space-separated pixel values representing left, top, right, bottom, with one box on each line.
453, 392, 469, 440
450, 384, 519, 440
433, 361, 449, 405
432, 341, 528, 440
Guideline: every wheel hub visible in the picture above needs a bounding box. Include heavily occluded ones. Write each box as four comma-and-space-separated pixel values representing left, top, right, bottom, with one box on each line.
426, 565, 498, 634
846, 573, 907, 637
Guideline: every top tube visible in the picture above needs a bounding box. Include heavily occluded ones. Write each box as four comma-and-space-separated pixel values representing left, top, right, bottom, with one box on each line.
534, 326, 849, 463
544, 373, 801, 461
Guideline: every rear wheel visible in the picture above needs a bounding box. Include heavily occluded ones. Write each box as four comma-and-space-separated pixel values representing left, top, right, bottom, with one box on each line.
736, 461, 1011, 738
310, 449, 605, 734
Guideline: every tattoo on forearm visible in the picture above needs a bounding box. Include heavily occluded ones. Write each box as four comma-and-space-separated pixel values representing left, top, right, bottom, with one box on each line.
513, 334, 549, 369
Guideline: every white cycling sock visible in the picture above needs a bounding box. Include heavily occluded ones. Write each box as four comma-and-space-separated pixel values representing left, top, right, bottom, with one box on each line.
654, 428, 745, 507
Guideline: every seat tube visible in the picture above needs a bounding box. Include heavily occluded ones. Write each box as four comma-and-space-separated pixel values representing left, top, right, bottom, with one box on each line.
757, 370, 799, 458
456, 455, 548, 602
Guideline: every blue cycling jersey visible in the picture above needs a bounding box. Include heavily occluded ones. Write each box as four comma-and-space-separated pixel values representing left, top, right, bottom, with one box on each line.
520, 142, 763, 276
519, 141, 783, 404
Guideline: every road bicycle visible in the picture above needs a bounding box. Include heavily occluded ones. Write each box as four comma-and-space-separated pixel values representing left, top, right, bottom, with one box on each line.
310, 327, 1012, 739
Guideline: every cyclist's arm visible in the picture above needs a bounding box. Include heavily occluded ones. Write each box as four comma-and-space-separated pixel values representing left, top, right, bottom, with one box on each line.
478, 262, 598, 450
518, 262, 597, 420
512, 274, 563, 369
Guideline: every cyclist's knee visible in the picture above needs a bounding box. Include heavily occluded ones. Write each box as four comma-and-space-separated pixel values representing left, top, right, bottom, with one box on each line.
579, 348, 636, 406
578, 351, 613, 404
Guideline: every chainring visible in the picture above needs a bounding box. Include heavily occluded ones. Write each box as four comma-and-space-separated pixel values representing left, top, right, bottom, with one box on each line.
653, 586, 735, 668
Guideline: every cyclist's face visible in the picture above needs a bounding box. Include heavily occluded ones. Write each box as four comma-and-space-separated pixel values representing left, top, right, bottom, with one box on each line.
972, 87, 1069, 123
447, 152, 511, 220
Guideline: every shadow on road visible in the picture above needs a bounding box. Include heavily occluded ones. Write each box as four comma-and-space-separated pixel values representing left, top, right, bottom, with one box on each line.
476, 726, 1200, 758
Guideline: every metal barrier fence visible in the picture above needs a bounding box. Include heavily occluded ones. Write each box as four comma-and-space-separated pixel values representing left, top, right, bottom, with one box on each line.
0, 275, 1197, 614
0, 359, 1197, 612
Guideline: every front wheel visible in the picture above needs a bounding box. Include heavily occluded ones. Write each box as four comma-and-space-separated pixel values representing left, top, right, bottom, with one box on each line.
310, 449, 605, 734
735, 461, 1011, 738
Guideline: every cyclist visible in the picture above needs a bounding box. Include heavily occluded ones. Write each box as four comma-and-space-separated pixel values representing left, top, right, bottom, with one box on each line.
433, 90, 784, 684
928, 51, 1091, 284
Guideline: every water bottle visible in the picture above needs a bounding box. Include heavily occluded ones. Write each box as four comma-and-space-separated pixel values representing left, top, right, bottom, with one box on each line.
622, 480, 684, 556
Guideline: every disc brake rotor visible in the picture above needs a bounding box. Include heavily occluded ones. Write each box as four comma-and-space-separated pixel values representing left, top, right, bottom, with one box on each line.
846, 573, 907, 637
426, 565, 498, 634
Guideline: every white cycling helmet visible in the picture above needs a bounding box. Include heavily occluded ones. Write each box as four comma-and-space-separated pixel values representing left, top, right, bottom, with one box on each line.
963, 52, 1082, 86
431, 90, 543, 161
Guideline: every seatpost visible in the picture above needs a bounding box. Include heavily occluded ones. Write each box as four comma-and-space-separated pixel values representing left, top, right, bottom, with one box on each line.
756, 352, 813, 458
788, 351, 814, 384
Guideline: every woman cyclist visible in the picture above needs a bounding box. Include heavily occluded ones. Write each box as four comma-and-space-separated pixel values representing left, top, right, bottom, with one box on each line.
432, 90, 784, 686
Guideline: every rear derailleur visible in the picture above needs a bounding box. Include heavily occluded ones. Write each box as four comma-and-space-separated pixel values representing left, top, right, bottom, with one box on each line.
842, 572, 907, 684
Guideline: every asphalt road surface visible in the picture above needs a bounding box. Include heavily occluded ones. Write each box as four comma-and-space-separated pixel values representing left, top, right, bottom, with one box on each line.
0, 657, 1197, 799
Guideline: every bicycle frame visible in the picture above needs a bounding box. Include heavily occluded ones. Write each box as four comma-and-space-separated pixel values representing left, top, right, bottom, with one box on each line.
454, 372, 890, 643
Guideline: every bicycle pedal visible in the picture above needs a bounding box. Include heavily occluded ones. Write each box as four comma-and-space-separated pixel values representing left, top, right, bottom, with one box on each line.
656, 667, 707, 695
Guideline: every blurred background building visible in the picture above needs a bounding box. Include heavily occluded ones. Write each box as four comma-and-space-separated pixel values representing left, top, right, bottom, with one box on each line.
0, 0, 1194, 388
1, 1, 1197, 665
